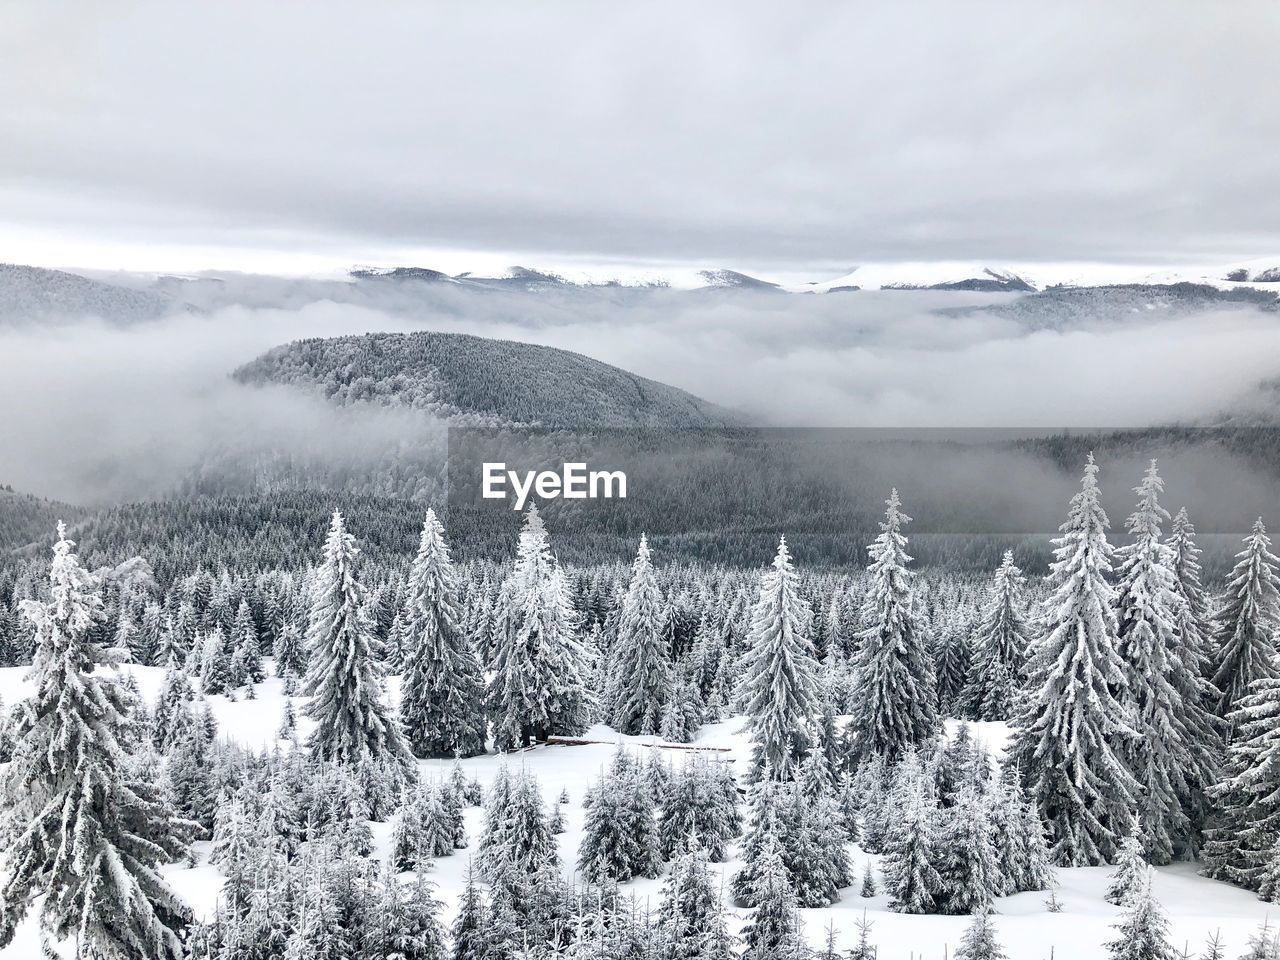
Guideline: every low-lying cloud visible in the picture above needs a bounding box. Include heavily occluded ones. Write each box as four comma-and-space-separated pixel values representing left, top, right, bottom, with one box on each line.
2, 286, 1279, 515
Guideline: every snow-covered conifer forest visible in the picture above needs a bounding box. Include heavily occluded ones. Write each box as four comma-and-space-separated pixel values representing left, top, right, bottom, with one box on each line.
6, 4, 1280, 956
0, 452, 1278, 959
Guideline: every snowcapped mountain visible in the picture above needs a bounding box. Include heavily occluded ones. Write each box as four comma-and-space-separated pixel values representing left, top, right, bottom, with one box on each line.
347, 258, 1280, 294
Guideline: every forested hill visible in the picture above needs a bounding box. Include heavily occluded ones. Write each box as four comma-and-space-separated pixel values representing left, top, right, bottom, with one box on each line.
0, 263, 174, 325
233, 331, 743, 428
0, 486, 86, 554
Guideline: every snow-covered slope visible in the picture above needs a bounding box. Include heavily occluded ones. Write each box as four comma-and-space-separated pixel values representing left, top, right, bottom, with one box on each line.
0, 664, 1265, 960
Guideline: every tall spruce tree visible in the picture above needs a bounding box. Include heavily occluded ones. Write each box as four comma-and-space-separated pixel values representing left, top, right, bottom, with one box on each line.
1164, 507, 1224, 847
399, 510, 488, 759
609, 535, 673, 735
0, 525, 192, 959
1211, 518, 1280, 718
848, 491, 938, 765
737, 537, 820, 777
963, 552, 1033, 721
303, 511, 411, 769
1113, 462, 1194, 863
487, 506, 591, 749
1013, 455, 1139, 866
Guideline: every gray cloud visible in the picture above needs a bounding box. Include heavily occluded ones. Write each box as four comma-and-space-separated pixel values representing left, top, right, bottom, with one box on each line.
2, 1, 1279, 272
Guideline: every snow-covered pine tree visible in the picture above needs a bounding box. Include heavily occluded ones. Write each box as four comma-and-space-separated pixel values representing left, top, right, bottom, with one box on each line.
935, 779, 1004, 915
964, 552, 1033, 721
1201, 674, 1280, 891
273, 620, 307, 679
849, 910, 877, 960
955, 912, 1009, 960
848, 491, 938, 765
487, 506, 592, 749
579, 755, 662, 884
1106, 832, 1148, 906
399, 510, 487, 759
210, 796, 265, 916
934, 609, 971, 716
478, 767, 559, 920
1164, 507, 1224, 846
200, 624, 231, 695
882, 750, 944, 914
659, 840, 736, 960
658, 757, 740, 861
450, 865, 488, 960
1211, 518, 1280, 717
739, 832, 806, 960
1106, 871, 1173, 960
1012, 455, 1139, 866
371, 863, 448, 960
998, 780, 1053, 894
1113, 461, 1194, 863
609, 535, 673, 735
232, 598, 265, 685
153, 657, 194, 749
303, 511, 412, 769
0, 524, 193, 959
860, 861, 877, 897
737, 536, 820, 778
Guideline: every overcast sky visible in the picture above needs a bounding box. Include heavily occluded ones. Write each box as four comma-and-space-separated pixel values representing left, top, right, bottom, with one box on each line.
3, 1, 1279, 276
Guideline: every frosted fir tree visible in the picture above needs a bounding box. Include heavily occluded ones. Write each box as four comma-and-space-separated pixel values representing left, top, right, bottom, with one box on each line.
1201, 675, 1280, 891
1211, 518, 1280, 717
370, 864, 448, 960
579, 756, 663, 883
399, 510, 488, 759
740, 832, 805, 960
882, 751, 944, 914
232, 598, 265, 685
737, 536, 820, 777
1105, 832, 1148, 905
659, 840, 736, 960
152, 657, 194, 749
273, 620, 307, 679
450, 866, 488, 960
210, 796, 265, 916
0, 524, 193, 959
936, 779, 1004, 915
955, 912, 1009, 960
934, 610, 972, 715
964, 552, 1034, 721
860, 861, 877, 897
1001, 781, 1054, 894
1164, 507, 1225, 844
1012, 455, 1139, 866
1106, 872, 1173, 960
303, 511, 412, 769
609, 535, 673, 735
477, 766, 559, 919
658, 758, 741, 861
659, 672, 704, 743
199, 624, 231, 694
848, 491, 938, 765
487, 506, 592, 749
1113, 462, 1194, 863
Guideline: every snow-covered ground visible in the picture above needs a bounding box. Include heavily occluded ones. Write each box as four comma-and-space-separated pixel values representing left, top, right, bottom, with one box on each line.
0, 664, 1268, 959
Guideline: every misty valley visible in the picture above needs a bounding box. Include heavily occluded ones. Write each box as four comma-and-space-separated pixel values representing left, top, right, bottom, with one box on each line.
2, 262, 1280, 960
